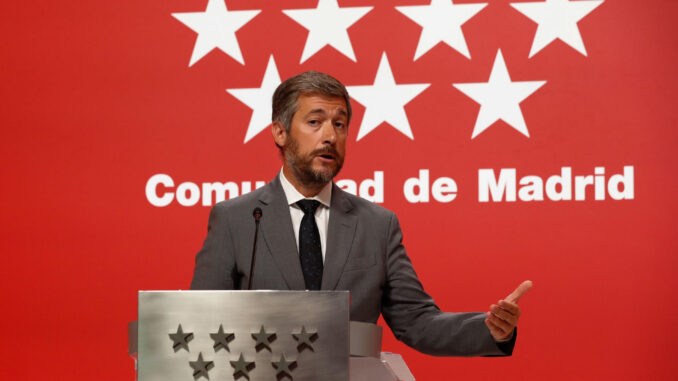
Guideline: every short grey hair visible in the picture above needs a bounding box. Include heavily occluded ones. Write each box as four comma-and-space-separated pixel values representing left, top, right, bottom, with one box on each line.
272, 71, 352, 132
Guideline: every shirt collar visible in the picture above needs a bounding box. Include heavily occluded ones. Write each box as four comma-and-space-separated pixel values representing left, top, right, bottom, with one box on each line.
279, 169, 332, 208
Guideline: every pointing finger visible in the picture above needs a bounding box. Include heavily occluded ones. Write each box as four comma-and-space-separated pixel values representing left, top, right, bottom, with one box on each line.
506, 280, 533, 303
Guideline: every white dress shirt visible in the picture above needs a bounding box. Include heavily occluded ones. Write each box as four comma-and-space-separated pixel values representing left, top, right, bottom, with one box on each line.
279, 171, 332, 263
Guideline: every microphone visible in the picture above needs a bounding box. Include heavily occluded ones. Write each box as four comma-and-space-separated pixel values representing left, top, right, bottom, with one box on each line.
247, 207, 262, 290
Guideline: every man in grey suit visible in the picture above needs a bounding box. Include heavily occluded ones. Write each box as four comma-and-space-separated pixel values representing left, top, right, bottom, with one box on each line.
191, 71, 532, 356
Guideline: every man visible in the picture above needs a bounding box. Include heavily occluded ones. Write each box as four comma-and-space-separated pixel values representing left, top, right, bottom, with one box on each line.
191, 71, 532, 356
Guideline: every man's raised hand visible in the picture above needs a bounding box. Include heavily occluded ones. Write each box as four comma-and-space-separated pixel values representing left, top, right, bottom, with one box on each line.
485, 280, 533, 342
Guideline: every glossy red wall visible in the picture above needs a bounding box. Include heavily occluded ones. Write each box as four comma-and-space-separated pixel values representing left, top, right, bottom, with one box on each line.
1, 1, 676, 379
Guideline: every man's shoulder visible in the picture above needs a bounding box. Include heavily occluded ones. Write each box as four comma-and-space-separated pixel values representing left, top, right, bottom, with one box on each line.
211, 179, 274, 213
333, 185, 396, 220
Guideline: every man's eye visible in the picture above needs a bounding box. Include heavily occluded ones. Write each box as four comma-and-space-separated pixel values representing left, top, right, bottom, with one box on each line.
308, 120, 319, 126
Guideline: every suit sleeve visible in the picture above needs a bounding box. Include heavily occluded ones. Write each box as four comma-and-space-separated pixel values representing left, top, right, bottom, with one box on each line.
380, 212, 514, 356
190, 202, 238, 290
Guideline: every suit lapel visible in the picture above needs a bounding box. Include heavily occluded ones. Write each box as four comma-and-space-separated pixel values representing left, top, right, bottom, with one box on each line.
322, 184, 357, 290
258, 177, 306, 290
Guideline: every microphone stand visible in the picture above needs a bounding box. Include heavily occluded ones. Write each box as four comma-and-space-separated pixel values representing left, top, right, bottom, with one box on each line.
247, 207, 262, 290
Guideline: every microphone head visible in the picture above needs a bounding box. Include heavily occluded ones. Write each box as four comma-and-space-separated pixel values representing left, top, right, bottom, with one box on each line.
253, 207, 263, 221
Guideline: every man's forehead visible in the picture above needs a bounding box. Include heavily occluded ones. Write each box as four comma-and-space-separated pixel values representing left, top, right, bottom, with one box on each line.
297, 93, 347, 114
306, 108, 348, 117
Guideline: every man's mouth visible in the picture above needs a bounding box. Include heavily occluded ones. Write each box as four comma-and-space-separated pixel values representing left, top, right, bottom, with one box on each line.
317, 153, 335, 161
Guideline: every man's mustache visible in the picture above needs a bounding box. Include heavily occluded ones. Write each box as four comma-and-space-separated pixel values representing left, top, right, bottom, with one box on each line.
311, 146, 340, 158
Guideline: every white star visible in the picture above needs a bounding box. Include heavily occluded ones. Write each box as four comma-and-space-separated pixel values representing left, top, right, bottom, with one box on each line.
511, 0, 604, 58
347, 53, 430, 141
453, 50, 546, 139
396, 0, 487, 60
226, 55, 281, 143
172, 0, 260, 66
283, 0, 373, 63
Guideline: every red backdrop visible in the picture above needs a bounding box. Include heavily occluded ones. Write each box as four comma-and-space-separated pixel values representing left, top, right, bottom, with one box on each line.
1, 0, 677, 379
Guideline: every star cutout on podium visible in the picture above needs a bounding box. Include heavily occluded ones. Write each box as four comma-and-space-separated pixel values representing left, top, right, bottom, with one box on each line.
292, 326, 319, 352
189, 352, 214, 380
347, 52, 430, 141
210, 324, 235, 352
251, 325, 276, 352
230, 353, 255, 380
511, 0, 604, 58
172, 0, 260, 66
272, 354, 297, 380
453, 49, 546, 139
169, 324, 194, 352
227, 55, 282, 143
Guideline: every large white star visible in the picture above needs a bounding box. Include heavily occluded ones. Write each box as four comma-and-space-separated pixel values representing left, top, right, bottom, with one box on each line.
511, 0, 604, 58
453, 50, 546, 139
226, 55, 281, 143
396, 0, 487, 60
282, 0, 373, 63
347, 53, 430, 141
172, 0, 260, 66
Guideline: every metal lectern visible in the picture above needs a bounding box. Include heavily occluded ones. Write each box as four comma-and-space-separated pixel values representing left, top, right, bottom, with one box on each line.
130, 290, 415, 381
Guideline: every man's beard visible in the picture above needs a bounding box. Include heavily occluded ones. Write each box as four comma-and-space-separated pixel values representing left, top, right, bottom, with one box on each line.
284, 136, 344, 187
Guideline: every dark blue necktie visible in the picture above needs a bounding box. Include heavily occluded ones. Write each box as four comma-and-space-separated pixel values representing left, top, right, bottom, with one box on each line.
296, 199, 323, 290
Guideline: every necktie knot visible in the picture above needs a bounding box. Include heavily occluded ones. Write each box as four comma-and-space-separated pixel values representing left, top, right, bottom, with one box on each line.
296, 199, 321, 216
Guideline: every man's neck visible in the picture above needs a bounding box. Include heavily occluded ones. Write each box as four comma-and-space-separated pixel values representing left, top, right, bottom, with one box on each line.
282, 165, 328, 198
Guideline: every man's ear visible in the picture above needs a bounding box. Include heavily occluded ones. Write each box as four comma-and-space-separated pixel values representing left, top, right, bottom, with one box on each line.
272, 121, 287, 148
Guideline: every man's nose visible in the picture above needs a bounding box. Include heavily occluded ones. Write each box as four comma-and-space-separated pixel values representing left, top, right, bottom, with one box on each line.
321, 121, 337, 144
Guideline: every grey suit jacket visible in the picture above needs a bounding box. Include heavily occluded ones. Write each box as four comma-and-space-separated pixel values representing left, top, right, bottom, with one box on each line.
191, 176, 513, 356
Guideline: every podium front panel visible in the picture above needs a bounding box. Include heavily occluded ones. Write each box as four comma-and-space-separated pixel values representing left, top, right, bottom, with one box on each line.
138, 290, 349, 381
